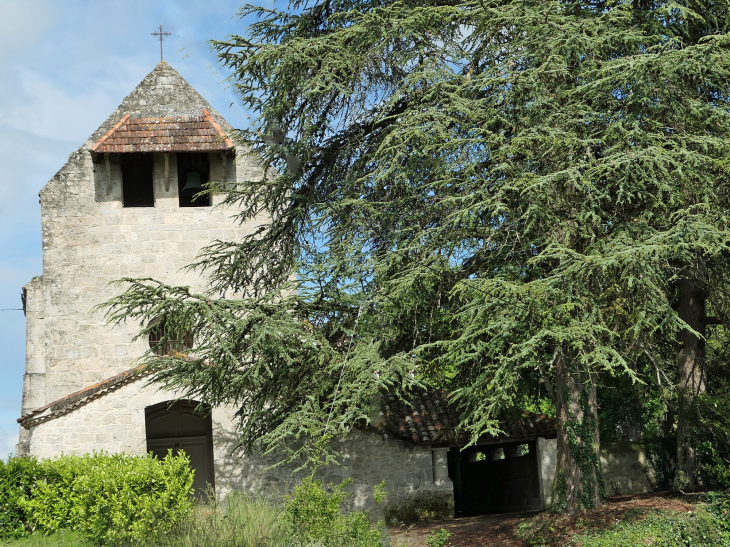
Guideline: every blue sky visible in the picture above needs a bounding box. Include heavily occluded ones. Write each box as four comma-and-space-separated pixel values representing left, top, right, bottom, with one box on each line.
0, 0, 269, 458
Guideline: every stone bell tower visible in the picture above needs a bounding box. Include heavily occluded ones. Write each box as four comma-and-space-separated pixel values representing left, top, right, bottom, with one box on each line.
16, 63, 266, 495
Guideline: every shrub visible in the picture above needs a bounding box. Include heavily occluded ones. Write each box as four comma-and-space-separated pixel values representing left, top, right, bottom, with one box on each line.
285, 476, 385, 547
0, 452, 194, 546
72, 451, 194, 546
426, 528, 452, 547
0, 457, 44, 539
17, 455, 91, 535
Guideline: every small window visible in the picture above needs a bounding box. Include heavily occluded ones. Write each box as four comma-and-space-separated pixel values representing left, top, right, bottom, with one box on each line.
148, 320, 193, 356
177, 153, 210, 207
121, 153, 155, 207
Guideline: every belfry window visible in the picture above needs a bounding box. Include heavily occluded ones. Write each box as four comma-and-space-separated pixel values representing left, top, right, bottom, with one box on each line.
121, 153, 155, 207
177, 153, 210, 207
148, 320, 194, 356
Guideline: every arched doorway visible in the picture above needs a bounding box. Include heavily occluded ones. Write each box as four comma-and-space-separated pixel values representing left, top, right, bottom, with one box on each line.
145, 400, 215, 498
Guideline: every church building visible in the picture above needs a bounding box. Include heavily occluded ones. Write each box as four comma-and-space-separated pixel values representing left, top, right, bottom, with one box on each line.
15, 62, 657, 519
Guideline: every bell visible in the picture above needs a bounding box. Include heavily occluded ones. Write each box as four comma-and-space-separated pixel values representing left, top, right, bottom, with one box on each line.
182, 171, 204, 193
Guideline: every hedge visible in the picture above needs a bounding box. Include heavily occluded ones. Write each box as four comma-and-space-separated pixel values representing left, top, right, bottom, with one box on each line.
0, 451, 194, 546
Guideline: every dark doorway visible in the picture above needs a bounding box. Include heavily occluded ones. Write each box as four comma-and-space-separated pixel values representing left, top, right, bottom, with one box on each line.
448, 441, 541, 516
145, 400, 215, 499
177, 153, 211, 207
121, 153, 155, 207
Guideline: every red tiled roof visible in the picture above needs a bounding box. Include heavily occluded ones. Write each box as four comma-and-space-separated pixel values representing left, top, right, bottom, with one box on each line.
17, 365, 152, 429
374, 388, 557, 445
90, 108, 235, 155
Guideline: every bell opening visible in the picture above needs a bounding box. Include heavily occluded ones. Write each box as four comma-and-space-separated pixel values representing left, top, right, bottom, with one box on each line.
177, 153, 211, 207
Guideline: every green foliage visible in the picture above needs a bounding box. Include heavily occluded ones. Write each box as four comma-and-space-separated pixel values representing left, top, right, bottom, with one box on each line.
703, 491, 730, 537
18, 458, 82, 535
71, 452, 194, 546
156, 491, 293, 547
569, 508, 730, 547
0, 453, 194, 546
597, 368, 675, 444
284, 476, 384, 547
102, 0, 730, 509
0, 457, 44, 539
520, 506, 730, 547
425, 528, 452, 547
692, 383, 730, 490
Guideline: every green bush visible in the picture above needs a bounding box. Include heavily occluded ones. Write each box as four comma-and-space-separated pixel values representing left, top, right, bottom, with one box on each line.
0, 457, 44, 539
17, 455, 90, 535
426, 528, 452, 547
285, 476, 385, 547
0, 452, 194, 546
73, 452, 194, 546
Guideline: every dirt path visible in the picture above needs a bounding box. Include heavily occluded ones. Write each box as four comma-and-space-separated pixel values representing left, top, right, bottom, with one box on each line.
388, 512, 532, 547
387, 492, 695, 547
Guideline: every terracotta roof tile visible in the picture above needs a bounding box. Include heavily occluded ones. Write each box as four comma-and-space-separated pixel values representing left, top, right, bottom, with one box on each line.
90, 108, 235, 156
374, 387, 557, 445
17, 365, 152, 429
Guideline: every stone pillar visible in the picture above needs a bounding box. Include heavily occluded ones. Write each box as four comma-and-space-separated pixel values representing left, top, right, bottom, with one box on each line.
431, 447, 451, 487
17, 277, 46, 456
536, 437, 557, 509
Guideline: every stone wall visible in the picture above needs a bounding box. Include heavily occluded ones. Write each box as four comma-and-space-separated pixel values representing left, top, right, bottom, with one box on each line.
217, 426, 454, 520
533, 439, 660, 507
600, 441, 656, 496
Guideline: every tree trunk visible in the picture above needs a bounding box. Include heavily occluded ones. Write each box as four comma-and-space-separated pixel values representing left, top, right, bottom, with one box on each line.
674, 265, 707, 491
552, 351, 603, 513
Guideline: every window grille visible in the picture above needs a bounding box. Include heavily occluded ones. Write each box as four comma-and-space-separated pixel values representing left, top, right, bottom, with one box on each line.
148, 322, 193, 356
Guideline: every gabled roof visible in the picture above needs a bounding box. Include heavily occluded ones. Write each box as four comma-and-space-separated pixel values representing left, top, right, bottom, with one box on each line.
375, 388, 557, 445
90, 108, 235, 158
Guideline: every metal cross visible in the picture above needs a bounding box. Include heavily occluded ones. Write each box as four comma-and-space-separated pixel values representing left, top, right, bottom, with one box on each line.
151, 25, 171, 62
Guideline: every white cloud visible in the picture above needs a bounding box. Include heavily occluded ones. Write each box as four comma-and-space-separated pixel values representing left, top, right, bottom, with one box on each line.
2, 65, 150, 142
0, 1, 60, 67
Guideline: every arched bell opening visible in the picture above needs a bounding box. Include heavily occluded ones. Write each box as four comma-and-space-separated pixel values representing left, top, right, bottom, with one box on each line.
147, 318, 194, 356
145, 400, 215, 499
177, 152, 210, 207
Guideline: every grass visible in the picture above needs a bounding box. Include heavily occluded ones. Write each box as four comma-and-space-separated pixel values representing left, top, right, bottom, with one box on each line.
519, 500, 730, 547
0, 530, 91, 547
569, 508, 730, 547
155, 491, 295, 547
